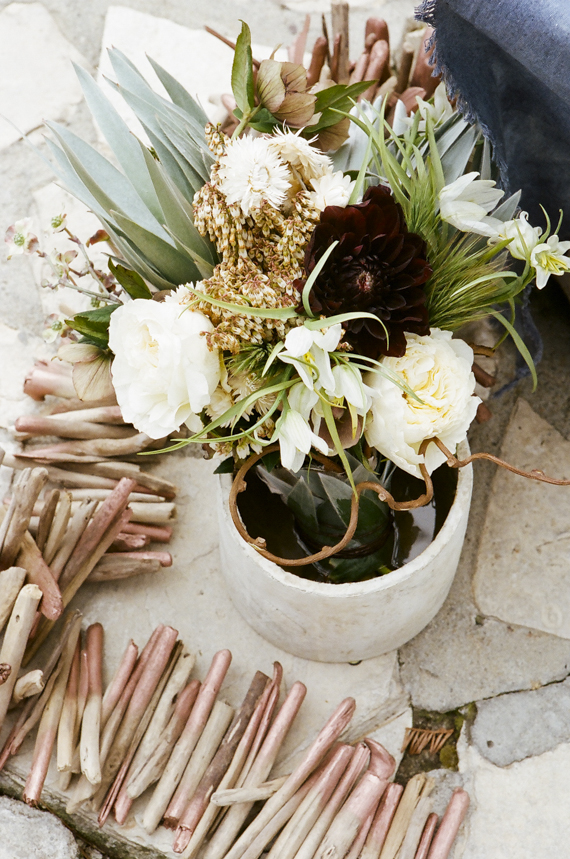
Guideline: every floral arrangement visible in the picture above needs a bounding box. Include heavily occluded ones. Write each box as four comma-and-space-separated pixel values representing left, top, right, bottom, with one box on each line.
7, 24, 570, 581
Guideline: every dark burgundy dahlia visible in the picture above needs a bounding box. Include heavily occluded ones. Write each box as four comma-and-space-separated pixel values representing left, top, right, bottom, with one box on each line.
299, 185, 432, 358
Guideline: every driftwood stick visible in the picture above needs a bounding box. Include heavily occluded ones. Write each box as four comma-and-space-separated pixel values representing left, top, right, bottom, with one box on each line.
222, 697, 356, 859
57, 642, 80, 772
345, 808, 376, 859
15, 415, 135, 440
25, 434, 154, 458
23, 613, 82, 805
80, 623, 104, 785
365, 738, 396, 786
101, 640, 139, 727
50, 500, 97, 581
203, 678, 306, 859
266, 744, 354, 859
0, 665, 10, 685
414, 812, 438, 859
331, 2, 349, 83
379, 774, 427, 859
0, 468, 48, 568
0, 610, 82, 768
234, 662, 282, 789
92, 625, 179, 813
397, 793, 434, 859
126, 679, 201, 801
122, 522, 173, 543
306, 36, 328, 87
0, 567, 26, 633
165, 699, 235, 828
113, 644, 195, 823
16, 531, 62, 620
110, 532, 150, 551
294, 742, 370, 859
143, 649, 232, 834
314, 771, 388, 859
65, 627, 163, 813
24, 361, 76, 400
36, 489, 60, 552
68, 489, 166, 503
425, 789, 469, 859
11, 669, 44, 707
172, 671, 272, 850
88, 557, 163, 582
211, 776, 289, 807
69, 460, 177, 499
99, 635, 182, 826
0, 584, 43, 731
43, 492, 72, 565
361, 782, 404, 859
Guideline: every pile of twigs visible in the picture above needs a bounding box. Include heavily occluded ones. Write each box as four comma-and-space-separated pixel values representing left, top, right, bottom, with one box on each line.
0, 609, 469, 859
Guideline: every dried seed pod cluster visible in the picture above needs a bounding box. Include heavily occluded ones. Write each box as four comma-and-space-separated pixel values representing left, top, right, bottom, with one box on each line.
0, 611, 470, 859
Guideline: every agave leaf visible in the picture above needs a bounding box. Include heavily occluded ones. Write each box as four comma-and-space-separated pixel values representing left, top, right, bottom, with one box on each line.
107, 234, 177, 289
257, 466, 297, 500
166, 228, 214, 279
440, 124, 480, 185
318, 473, 353, 527
73, 64, 163, 221
46, 139, 109, 222
111, 210, 202, 284
492, 190, 522, 222
46, 122, 170, 241
157, 114, 212, 184
287, 479, 319, 534
137, 140, 216, 264
327, 547, 390, 583
147, 55, 209, 126
480, 136, 492, 181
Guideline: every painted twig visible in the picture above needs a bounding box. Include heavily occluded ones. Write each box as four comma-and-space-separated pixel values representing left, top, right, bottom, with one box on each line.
0, 467, 48, 567
143, 649, 232, 834
23, 613, 82, 805
211, 776, 289, 806
379, 774, 428, 859
398, 792, 435, 859
414, 813, 438, 859
11, 669, 44, 707
360, 782, 404, 859
80, 623, 104, 785
16, 531, 62, 620
42, 491, 72, 565
36, 488, 60, 552
88, 557, 163, 582
0, 567, 26, 633
0, 584, 43, 731
49, 499, 97, 581
425, 789, 469, 859
57, 643, 80, 773
101, 640, 139, 727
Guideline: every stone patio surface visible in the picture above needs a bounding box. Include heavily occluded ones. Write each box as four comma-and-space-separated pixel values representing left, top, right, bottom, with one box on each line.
1, 2, 570, 857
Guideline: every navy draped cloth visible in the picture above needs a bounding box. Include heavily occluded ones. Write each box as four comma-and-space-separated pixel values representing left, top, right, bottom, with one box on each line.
416, 0, 570, 240
416, 0, 570, 383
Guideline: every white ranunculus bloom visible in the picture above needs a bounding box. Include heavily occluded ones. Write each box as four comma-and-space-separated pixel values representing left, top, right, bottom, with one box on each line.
308, 171, 356, 210
218, 135, 291, 216
108, 298, 220, 439
489, 211, 542, 261
439, 172, 504, 236
530, 234, 570, 289
365, 329, 480, 477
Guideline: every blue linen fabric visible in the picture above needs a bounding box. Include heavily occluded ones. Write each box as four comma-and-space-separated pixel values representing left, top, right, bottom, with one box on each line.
416, 0, 570, 240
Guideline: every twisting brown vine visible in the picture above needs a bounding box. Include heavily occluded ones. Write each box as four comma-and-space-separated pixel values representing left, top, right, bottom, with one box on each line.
228, 436, 570, 568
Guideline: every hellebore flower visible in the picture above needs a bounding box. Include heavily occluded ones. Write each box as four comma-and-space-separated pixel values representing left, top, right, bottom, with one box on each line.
257, 60, 317, 128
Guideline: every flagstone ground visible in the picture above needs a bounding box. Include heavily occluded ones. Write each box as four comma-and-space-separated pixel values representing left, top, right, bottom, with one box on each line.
1, 2, 570, 857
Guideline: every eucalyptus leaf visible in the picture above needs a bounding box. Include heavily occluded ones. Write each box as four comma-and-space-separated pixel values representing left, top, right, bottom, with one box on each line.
232, 22, 255, 115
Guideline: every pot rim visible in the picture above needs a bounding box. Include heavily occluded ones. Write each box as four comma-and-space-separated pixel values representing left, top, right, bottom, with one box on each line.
219, 439, 473, 598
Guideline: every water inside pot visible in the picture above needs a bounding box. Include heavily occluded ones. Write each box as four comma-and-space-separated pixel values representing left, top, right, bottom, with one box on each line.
237, 465, 458, 583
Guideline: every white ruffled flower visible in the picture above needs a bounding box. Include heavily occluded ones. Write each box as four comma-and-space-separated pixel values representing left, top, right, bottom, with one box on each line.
5, 218, 39, 258
268, 129, 331, 181
218, 136, 291, 216
108, 298, 220, 439
490, 212, 542, 261
279, 323, 342, 391
331, 362, 372, 415
530, 235, 570, 289
365, 329, 480, 477
439, 172, 504, 236
308, 171, 356, 211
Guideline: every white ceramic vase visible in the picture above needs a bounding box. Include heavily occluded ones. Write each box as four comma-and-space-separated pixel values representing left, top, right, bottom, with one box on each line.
217, 441, 473, 662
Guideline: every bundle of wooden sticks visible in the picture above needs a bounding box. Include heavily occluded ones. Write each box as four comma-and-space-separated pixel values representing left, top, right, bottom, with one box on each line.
0, 607, 470, 859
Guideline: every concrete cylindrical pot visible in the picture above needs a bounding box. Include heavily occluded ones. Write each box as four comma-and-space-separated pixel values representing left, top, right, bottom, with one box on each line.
217, 441, 473, 662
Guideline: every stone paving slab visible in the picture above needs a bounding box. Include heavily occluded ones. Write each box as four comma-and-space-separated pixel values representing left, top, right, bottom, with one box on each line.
473, 399, 570, 639
0, 794, 79, 859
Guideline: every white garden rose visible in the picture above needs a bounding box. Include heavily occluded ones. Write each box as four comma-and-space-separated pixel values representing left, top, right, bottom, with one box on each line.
365, 329, 480, 477
108, 297, 220, 439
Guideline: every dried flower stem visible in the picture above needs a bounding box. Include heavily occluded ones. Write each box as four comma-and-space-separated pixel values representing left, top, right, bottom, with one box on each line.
113, 645, 195, 823
101, 640, 139, 727
11, 669, 45, 707
379, 774, 428, 859
164, 699, 235, 828
80, 623, 104, 785
203, 679, 306, 859
222, 697, 356, 859
23, 614, 82, 805
294, 742, 371, 859
143, 649, 232, 835
414, 813, 438, 859
211, 776, 289, 806
425, 789, 469, 859
360, 782, 404, 859
126, 679, 201, 800
57, 643, 80, 772
0, 584, 43, 732
172, 671, 272, 851
16, 531, 63, 620
0, 567, 26, 633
